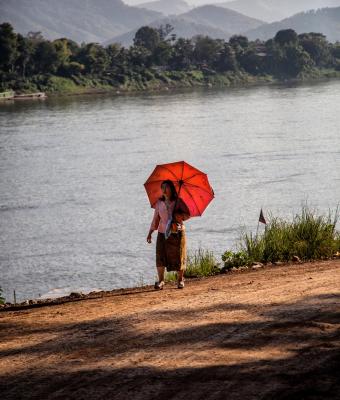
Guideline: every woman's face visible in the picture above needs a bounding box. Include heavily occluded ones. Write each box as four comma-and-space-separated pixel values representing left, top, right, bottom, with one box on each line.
161, 183, 172, 199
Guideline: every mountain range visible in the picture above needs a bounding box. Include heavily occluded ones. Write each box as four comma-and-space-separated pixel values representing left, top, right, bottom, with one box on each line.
0, 0, 161, 43
106, 5, 264, 46
2, 0, 340, 46
136, 0, 191, 15
218, 0, 340, 23
104, 16, 228, 46
245, 6, 340, 42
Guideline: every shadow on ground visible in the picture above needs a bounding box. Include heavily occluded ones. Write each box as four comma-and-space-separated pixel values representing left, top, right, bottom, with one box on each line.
0, 293, 339, 399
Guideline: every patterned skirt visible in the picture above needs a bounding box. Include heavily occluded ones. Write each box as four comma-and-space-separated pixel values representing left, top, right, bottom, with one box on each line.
156, 231, 187, 271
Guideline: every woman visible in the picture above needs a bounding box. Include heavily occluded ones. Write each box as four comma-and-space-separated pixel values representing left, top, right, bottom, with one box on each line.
147, 180, 190, 290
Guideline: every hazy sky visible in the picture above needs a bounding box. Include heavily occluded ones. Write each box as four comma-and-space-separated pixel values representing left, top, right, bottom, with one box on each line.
124, 0, 229, 5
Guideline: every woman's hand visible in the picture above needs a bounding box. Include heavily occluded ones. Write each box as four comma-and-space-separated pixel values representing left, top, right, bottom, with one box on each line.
174, 213, 184, 224
147, 232, 152, 243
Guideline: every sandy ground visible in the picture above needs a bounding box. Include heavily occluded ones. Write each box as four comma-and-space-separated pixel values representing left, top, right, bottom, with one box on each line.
1, 260, 340, 400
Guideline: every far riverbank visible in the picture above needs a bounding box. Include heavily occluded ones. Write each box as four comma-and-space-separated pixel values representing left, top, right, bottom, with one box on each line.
3, 68, 340, 98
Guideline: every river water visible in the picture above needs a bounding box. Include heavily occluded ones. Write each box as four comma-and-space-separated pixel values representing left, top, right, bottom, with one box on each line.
1, 81, 340, 302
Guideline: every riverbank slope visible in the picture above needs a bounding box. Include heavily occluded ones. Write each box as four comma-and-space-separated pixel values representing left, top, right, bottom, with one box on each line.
1, 260, 340, 399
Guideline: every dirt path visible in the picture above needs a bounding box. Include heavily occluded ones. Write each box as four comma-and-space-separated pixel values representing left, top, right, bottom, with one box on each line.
1, 261, 340, 400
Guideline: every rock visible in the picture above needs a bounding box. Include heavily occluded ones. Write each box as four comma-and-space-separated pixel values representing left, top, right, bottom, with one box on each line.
69, 292, 83, 299
20, 300, 30, 306
273, 261, 284, 266
252, 263, 264, 269
29, 299, 37, 305
292, 255, 302, 263
334, 251, 340, 258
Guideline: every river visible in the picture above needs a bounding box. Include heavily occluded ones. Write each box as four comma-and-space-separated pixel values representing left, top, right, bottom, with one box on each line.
1, 81, 340, 301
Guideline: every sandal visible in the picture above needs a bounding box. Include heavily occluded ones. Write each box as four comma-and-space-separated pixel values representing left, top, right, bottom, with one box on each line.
177, 281, 185, 289
154, 281, 165, 290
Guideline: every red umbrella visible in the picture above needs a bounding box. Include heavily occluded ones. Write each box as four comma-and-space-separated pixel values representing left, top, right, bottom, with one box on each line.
144, 161, 214, 217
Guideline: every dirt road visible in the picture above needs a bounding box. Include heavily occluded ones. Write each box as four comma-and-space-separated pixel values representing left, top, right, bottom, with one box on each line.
1, 261, 340, 399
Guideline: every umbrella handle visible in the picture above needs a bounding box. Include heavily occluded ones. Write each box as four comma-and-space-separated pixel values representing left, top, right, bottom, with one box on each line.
172, 181, 183, 221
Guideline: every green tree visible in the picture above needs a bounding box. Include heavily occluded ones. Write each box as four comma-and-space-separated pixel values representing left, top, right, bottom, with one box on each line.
27, 31, 44, 41
229, 35, 249, 50
33, 40, 60, 74
0, 23, 18, 72
127, 45, 152, 68
170, 38, 194, 70
193, 36, 223, 67
283, 45, 314, 76
153, 41, 173, 66
15, 34, 35, 77
274, 29, 298, 47
331, 42, 340, 59
76, 43, 109, 75
298, 33, 331, 66
157, 24, 174, 41
134, 26, 160, 52
53, 38, 72, 65
214, 43, 238, 72
239, 48, 265, 75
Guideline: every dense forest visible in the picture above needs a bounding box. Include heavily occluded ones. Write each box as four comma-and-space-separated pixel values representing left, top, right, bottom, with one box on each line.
1, 22, 340, 93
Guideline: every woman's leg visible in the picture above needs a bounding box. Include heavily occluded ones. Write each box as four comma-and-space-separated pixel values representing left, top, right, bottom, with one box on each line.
157, 266, 165, 283
178, 231, 186, 285
177, 269, 184, 282
156, 233, 166, 284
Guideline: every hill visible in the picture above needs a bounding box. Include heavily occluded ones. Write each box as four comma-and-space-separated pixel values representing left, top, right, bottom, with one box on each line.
0, 0, 161, 43
246, 6, 340, 42
106, 5, 265, 46
181, 5, 264, 33
137, 0, 191, 15
218, 0, 340, 23
104, 16, 229, 46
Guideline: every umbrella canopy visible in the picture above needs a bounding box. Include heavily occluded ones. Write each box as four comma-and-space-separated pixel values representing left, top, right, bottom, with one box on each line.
144, 161, 214, 217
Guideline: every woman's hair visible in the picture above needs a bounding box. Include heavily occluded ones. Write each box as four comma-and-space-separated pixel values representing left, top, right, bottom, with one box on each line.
160, 180, 178, 201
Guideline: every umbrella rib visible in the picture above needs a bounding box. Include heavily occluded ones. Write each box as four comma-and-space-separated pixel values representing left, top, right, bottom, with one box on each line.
183, 172, 205, 182
181, 161, 185, 181
183, 182, 215, 197
144, 179, 166, 185
182, 185, 202, 216
160, 165, 180, 181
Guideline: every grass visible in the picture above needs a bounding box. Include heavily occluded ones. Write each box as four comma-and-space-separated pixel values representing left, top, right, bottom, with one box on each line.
166, 248, 220, 282
222, 206, 340, 270
0, 287, 5, 305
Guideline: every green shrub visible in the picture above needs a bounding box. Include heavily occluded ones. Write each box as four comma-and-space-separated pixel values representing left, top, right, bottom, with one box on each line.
222, 250, 251, 270
234, 206, 339, 265
165, 248, 220, 282
0, 287, 5, 305
185, 248, 220, 278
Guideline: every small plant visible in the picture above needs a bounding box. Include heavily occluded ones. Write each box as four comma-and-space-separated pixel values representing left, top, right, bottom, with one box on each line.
165, 248, 220, 282
165, 272, 177, 282
222, 250, 251, 271
0, 287, 5, 305
224, 205, 340, 267
185, 248, 220, 278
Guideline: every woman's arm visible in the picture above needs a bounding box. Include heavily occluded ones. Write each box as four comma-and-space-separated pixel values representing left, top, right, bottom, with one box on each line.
174, 198, 190, 223
147, 203, 160, 243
